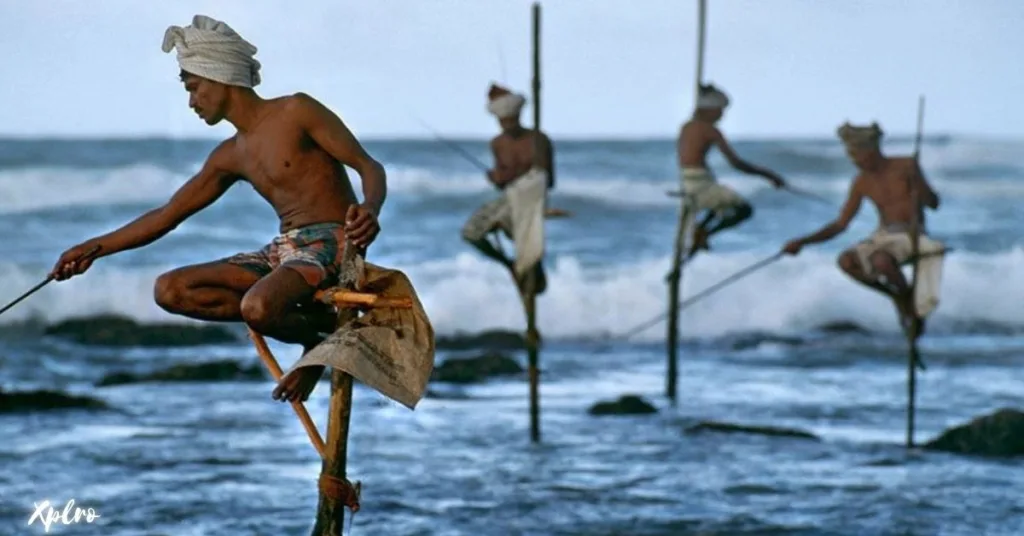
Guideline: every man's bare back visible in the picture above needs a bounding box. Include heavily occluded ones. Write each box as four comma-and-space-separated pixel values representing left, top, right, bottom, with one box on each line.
677, 119, 721, 169
673, 108, 785, 253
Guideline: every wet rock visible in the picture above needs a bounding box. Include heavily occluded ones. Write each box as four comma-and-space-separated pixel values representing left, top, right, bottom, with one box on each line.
730, 332, 804, 351
435, 330, 525, 351
0, 388, 108, 413
923, 408, 1024, 457
588, 395, 658, 416
424, 389, 472, 400
97, 359, 266, 387
45, 314, 239, 347
685, 420, 819, 441
815, 321, 869, 335
430, 352, 523, 384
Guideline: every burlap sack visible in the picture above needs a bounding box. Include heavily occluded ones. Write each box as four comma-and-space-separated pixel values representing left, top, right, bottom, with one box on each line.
284, 251, 435, 410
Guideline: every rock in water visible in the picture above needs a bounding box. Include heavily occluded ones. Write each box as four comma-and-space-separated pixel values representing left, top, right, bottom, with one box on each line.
686, 420, 819, 441
923, 408, 1024, 457
435, 330, 526, 351
0, 388, 108, 413
430, 352, 524, 384
45, 314, 238, 347
588, 395, 658, 416
814, 321, 870, 335
96, 360, 267, 387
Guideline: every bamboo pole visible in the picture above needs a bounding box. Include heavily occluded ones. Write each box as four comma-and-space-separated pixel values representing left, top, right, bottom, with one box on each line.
249, 328, 327, 457
311, 246, 363, 535
523, 0, 543, 444
905, 95, 926, 449
666, 0, 707, 403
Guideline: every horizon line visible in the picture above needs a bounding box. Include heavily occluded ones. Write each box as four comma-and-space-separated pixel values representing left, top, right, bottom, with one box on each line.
0, 131, 1010, 144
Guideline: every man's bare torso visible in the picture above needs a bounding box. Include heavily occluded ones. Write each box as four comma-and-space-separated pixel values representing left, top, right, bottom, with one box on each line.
677, 120, 718, 168
220, 96, 358, 232
854, 156, 927, 229
492, 129, 550, 187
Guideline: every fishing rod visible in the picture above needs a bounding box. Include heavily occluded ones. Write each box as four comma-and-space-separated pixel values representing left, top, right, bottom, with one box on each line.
618, 252, 783, 340
0, 245, 102, 318
410, 115, 490, 172
666, 183, 832, 206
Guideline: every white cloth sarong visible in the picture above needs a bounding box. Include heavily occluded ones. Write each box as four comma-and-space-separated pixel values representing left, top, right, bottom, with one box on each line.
679, 167, 746, 212
505, 168, 548, 278
850, 226, 946, 317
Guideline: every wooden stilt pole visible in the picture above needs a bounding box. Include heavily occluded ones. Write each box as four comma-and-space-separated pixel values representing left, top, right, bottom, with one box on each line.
311, 355, 357, 535
247, 264, 419, 534
524, 1, 543, 444
905, 95, 926, 449
666, 0, 707, 403
311, 245, 363, 535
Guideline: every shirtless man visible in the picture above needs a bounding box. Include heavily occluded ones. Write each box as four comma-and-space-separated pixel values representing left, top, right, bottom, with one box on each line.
460, 83, 554, 293
678, 83, 786, 254
782, 122, 944, 339
48, 15, 386, 402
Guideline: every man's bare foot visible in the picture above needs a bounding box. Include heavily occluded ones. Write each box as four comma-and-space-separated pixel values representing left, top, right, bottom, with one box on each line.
273, 340, 326, 402
894, 293, 925, 340
688, 228, 711, 259
273, 364, 325, 402
531, 263, 547, 295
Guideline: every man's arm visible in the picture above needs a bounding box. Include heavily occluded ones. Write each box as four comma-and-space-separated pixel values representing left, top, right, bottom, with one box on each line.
294, 93, 387, 215
711, 127, 784, 185
909, 158, 940, 209
86, 142, 239, 257
794, 178, 864, 247
488, 139, 520, 189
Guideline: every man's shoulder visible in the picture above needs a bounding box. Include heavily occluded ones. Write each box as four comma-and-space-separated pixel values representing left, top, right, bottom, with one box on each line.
681, 119, 719, 138
210, 136, 239, 159
277, 92, 334, 120
531, 129, 553, 145
891, 156, 919, 172
199, 137, 241, 175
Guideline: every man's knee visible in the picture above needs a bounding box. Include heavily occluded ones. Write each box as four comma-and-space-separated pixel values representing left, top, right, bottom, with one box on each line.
240, 268, 312, 331
836, 251, 861, 275
868, 251, 897, 274
460, 227, 479, 243
240, 292, 277, 331
154, 270, 186, 312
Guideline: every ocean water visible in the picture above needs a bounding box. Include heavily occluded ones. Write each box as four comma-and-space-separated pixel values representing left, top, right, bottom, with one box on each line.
0, 136, 1022, 535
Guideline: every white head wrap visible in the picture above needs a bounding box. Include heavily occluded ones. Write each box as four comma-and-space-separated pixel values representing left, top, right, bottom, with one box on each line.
696, 84, 729, 110
487, 83, 527, 119
162, 15, 261, 88
837, 122, 884, 150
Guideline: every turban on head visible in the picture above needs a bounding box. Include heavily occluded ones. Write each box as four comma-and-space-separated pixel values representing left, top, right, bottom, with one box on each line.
696, 83, 729, 110
487, 83, 527, 119
837, 121, 884, 150
162, 15, 261, 88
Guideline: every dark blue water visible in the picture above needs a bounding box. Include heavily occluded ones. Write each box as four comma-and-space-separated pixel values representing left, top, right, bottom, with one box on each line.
1, 136, 1022, 535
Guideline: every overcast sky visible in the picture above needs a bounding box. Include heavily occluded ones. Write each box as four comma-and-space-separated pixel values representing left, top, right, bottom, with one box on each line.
1, 1, 1021, 140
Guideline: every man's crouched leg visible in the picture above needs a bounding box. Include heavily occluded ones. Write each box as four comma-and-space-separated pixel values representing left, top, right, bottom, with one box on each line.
239, 265, 330, 403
